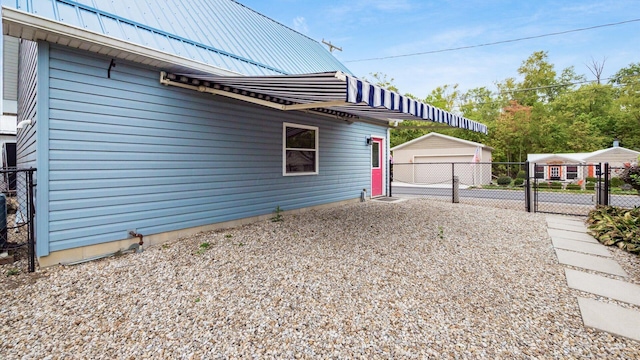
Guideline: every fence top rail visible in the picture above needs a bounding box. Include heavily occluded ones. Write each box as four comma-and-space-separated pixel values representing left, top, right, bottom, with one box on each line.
0, 167, 37, 174
393, 162, 525, 165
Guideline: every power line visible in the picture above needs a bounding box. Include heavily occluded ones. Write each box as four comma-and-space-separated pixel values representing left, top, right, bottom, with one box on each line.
345, 18, 640, 63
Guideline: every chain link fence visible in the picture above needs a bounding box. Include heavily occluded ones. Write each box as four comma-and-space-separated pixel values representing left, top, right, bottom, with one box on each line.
391, 161, 639, 216
391, 162, 528, 212
608, 166, 640, 210
0, 168, 36, 274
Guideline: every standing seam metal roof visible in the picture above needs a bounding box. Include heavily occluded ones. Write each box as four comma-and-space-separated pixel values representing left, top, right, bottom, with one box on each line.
2, 0, 353, 76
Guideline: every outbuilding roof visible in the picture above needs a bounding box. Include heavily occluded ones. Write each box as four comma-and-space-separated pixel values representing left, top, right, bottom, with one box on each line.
391, 132, 492, 151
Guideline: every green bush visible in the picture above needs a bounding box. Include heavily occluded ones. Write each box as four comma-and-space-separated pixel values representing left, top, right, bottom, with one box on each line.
610, 177, 623, 188
497, 176, 512, 186
516, 170, 526, 179
550, 181, 563, 189
587, 206, 640, 254
585, 182, 595, 191
586, 176, 598, 183
566, 184, 581, 190
533, 182, 547, 189
513, 178, 524, 186
620, 164, 640, 192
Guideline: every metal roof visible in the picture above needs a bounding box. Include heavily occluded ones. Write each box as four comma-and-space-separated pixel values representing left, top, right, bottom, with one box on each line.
1, 0, 352, 76
528, 147, 640, 163
391, 132, 493, 151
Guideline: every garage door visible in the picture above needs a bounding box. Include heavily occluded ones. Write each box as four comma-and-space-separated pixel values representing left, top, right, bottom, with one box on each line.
413, 156, 474, 185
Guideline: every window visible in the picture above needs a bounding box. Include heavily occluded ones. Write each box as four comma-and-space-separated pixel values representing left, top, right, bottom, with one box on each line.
566, 166, 578, 180
535, 165, 544, 179
371, 141, 380, 168
283, 123, 318, 176
550, 166, 560, 179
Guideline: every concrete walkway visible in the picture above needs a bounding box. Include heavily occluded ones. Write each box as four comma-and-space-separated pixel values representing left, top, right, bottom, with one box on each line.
546, 215, 640, 342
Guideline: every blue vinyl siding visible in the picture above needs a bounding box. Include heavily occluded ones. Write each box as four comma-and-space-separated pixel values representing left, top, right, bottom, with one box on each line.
16, 40, 39, 252
44, 45, 385, 252
16, 39, 37, 169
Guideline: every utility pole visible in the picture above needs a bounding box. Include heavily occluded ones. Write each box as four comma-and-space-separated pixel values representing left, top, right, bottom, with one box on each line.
322, 39, 342, 53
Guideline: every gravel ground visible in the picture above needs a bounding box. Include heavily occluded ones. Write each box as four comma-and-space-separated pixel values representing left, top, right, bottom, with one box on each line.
1, 199, 639, 359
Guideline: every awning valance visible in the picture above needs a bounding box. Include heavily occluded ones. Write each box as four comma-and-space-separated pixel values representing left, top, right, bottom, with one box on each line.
159, 71, 488, 134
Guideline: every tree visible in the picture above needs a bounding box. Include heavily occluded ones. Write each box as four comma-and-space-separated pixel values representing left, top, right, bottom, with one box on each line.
516, 51, 558, 105
611, 63, 640, 150
586, 57, 606, 84
366, 72, 399, 92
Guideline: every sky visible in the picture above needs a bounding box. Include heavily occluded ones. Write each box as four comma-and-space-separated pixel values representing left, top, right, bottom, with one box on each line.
237, 0, 639, 99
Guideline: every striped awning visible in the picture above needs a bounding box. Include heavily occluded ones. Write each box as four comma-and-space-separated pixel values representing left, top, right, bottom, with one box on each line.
160, 71, 488, 134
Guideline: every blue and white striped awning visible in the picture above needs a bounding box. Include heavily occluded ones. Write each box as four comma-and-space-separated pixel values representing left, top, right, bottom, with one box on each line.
160, 71, 488, 134
345, 76, 487, 134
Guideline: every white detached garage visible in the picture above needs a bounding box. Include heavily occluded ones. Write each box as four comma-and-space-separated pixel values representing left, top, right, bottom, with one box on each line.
391, 133, 493, 186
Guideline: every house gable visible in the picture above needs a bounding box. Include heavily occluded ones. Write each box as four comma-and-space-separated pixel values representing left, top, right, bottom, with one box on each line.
529, 154, 585, 164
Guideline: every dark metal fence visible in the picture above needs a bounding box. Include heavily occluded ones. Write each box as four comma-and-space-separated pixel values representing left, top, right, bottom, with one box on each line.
391, 162, 528, 211
0, 168, 36, 273
391, 161, 639, 217
608, 165, 640, 209
532, 163, 601, 216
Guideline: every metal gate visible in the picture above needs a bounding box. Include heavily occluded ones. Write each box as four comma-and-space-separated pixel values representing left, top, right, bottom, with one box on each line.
0, 168, 36, 273
532, 162, 604, 216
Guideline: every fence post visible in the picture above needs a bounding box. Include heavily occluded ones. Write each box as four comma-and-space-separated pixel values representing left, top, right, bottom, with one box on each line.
27, 169, 35, 273
388, 159, 392, 197
602, 162, 609, 206
452, 176, 460, 203
451, 163, 455, 203
525, 161, 531, 212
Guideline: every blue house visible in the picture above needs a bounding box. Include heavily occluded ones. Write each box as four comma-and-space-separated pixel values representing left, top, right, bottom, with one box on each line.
2, 0, 487, 266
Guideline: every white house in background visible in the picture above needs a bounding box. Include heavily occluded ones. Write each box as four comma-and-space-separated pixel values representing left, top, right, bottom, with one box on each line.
391, 132, 493, 186
527, 143, 640, 182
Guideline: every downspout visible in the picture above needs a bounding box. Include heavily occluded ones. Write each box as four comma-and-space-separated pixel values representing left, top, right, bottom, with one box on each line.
129, 231, 144, 248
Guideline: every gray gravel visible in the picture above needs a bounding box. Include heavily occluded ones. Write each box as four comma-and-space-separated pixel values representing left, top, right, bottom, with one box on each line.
1, 199, 639, 359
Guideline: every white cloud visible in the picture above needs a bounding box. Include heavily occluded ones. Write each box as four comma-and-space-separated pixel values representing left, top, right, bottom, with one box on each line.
293, 16, 309, 34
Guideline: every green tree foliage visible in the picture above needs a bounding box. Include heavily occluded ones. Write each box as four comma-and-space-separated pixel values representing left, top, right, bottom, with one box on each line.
386, 52, 640, 162
611, 63, 640, 150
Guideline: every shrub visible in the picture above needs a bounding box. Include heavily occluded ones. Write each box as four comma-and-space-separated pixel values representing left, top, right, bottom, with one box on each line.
550, 181, 563, 189
533, 182, 548, 189
586, 176, 598, 183
516, 170, 526, 179
497, 176, 512, 186
585, 182, 595, 191
610, 176, 623, 188
587, 206, 640, 254
620, 164, 640, 192
513, 178, 524, 186
566, 184, 581, 190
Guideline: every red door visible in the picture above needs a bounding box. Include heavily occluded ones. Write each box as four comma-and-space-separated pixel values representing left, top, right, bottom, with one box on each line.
371, 137, 383, 197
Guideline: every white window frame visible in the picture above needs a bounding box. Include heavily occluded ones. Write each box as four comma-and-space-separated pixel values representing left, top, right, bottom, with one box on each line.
566, 165, 578, 180
282, 122, 319, 176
